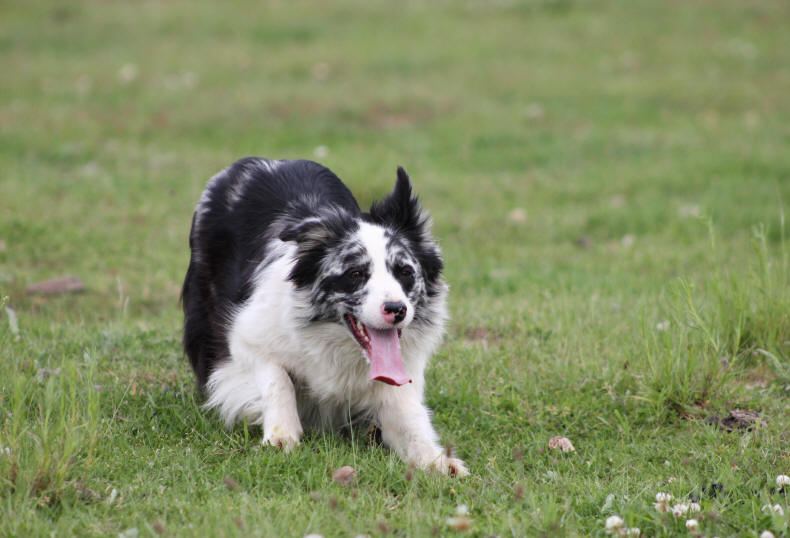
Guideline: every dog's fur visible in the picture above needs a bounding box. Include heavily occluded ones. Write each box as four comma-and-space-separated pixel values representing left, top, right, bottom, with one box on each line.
181, 158, 467, 475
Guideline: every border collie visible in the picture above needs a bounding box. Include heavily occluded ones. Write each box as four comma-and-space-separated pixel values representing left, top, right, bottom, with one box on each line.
181, 158, 468, 476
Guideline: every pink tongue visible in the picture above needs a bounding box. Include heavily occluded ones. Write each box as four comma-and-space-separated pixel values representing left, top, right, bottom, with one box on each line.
367, 327, 411, 386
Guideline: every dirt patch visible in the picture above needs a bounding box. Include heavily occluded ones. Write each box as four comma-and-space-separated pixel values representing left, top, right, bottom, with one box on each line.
705, 409, 762, 432
26, 276, 84, 295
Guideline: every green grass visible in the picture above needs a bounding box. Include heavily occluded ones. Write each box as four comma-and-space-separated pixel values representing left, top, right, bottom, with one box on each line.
2, 0, 790, 535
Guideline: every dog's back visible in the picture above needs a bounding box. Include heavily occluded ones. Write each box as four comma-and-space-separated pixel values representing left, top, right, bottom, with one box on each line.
181, 158, 360, 386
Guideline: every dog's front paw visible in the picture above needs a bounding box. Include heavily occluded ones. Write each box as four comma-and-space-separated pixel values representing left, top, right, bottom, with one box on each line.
430, 455, 469, 477
263, 424, 301, 453
411, 448, 469, 477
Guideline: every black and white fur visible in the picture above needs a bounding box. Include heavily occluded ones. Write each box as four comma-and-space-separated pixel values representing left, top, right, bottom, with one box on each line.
181, 158, 467, 476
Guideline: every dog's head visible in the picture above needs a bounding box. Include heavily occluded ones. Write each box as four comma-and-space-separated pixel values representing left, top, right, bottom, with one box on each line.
279, 167, 444, 385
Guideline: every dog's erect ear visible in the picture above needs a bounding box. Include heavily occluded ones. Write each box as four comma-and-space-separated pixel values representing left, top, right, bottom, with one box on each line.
369, 167, 427, 234
370, 167, 444, 287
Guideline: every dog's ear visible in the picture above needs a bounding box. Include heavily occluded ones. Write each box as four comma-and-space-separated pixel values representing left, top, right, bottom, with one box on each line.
279, 217, 332, 245
280, 203, 356, 245
369, 167, 427, 234
279, 208, 356, 288
369, 167, 444, 287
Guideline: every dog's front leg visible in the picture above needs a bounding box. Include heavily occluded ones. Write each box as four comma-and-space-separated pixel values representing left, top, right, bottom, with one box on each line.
253, 361, 303, 452
376, 387, 468, 476
204, 355, 303, 451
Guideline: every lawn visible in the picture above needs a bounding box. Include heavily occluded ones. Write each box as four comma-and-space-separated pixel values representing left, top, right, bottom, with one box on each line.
2, 0, 790, 535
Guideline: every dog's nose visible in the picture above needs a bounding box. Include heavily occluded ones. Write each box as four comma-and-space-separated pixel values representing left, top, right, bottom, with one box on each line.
382, 301, 407, 324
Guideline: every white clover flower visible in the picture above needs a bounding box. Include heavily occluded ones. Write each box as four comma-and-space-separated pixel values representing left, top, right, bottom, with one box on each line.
117, 63, 138, 84
762, 504, 784, 515
685, 519, 699, 531
625, 527, 640, 536
672, 503, 689, 517
605, 515, 624, 531
689, 502, 701, 513
760, 531, 775, 538
777, 474, 790, 487
446, 515, 472, 531
654, 502, 669, 513
655, 492, 673, 503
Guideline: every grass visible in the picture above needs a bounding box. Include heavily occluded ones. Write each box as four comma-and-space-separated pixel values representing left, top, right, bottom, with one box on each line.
2, 0, 790, 535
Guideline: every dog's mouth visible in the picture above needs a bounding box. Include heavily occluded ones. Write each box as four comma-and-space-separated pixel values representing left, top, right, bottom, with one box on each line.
345, 314, 411, 386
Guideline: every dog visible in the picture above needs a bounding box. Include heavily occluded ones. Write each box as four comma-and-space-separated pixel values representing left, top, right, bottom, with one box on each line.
181, 157, 468, 476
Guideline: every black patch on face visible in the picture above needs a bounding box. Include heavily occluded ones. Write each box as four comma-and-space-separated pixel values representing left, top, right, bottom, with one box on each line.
384, 237, 418, 295
319, 263, 370, 297
340, 248, 367, 268
394, 264, 416, 293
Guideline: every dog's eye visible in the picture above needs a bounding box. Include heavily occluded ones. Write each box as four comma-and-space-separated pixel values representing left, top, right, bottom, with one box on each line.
399, 265, 414, 278
347, 269, 364, 280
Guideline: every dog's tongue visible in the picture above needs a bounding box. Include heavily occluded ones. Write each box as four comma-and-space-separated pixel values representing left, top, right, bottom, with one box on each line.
367, 327, 411, 386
